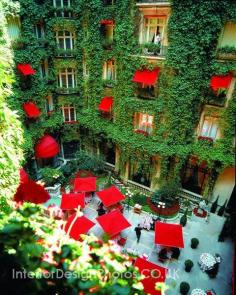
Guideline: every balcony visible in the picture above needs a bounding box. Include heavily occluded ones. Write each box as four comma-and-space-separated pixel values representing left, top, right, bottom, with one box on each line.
55, 86, 79, 95
217, 46, 236, 61
134, 86, 156, 99
134, 129, 152, 136
55, 49, 76, 58
139, 43, 168, 59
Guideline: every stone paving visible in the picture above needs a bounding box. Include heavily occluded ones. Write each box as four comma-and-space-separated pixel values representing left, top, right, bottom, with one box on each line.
46, 195, 234, 295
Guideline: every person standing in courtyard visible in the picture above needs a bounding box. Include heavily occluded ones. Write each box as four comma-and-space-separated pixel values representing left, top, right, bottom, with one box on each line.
134, 224, 142, 243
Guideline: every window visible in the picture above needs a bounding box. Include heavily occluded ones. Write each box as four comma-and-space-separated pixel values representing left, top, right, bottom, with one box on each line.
144, 17, 165, 44
45, 96, 54, 113
134, 113, 154, 135
61, 105, 76, 122
53, 0, 72, 17
58, 68, 76, 88
103, 60, 115, 80
34, 23, 44, 39
7, 16, 21, 41
200, 116, 219, 140
83, 57, 89, 77
39, 59, 48, 78
56, 31, 75, 50
103, 0, 115, 5
218, 22, 236, 48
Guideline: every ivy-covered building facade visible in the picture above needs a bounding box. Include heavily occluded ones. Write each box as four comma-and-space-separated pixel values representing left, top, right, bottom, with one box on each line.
6, 0, 236, 209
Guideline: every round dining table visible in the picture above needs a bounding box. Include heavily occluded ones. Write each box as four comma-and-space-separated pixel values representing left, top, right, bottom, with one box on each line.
199, 253, 216, 271
191, 289, 207, 295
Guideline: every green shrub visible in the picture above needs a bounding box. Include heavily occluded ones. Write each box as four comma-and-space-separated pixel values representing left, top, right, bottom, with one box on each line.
191, 238, 199, 249
75, 150, 105, 174
184, 259, 194, 272
180, 282, 190, 295
41, 168, 64, 186
180, 214, 187, 227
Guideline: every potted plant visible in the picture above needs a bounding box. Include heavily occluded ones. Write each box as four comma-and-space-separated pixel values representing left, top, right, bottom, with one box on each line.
184, 259, 194, 272
180, 208, 188, 227
180, 282, 190, 295
191, 238, 199, 249
218, 200, 227, 216
210, 196, 219, 213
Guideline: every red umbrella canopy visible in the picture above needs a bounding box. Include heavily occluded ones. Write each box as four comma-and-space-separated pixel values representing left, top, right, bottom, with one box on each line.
73, 177, 97, 192
23, 102, 41, 118
64, 213, 95, 240
96, 185, 125, 207
155, 222, 184, 248
135, 257, 168, 295
96, 209, 131, 238
60, 193, 85, 210
35, 135, 60, 158
14, 180, 50, 204
19, 168, 29, 184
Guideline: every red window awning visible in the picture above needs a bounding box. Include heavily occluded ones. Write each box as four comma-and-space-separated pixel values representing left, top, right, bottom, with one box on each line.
60, 193, 85, 210
210, 74, 232, 91
96, 185, 125, 208
74, 177, 97, 192
17, 64, 36, 76
14, 180, 50, 204
23, 102, 41, 118
96, 209, 131, 238
133, 68, 160, 86
19, 168, 29, 184
135, 257, 168, 295
35, 135, 60, 159
64, 213, 95, 241
155, 222, 184, 248
98, 96, 113, 112
100, 20, 114, 25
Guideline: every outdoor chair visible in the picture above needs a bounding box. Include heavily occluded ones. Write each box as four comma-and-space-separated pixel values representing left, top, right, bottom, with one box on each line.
118, 237, 127, 246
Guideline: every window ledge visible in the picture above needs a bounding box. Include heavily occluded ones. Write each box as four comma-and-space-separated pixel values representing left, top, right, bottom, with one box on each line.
64, 121, 78, 124
198, 136, 214, 143
134, 129, 151, 136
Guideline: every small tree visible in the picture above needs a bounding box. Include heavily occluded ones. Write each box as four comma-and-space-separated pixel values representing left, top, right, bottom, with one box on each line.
184, 260, 194, 272
180, 282, 190, 295
180, 208, 188, 227
191, 238, 199, 249
210, 196, 219, 213
218, 200, 227, 217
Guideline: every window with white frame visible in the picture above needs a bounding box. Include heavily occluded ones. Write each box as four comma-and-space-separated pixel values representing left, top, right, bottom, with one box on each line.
103, 60, 115, 80
134, 113, 154, 134
58, 68, 76, 88
200, 116, 219, 140
39, 59, 48, 78
45, 96, 54, 113
53, 0, 71, 17
61, 105, 76, 122
144, 17, 165, 44
34, 23, 44, 39
56, 31, 75, 50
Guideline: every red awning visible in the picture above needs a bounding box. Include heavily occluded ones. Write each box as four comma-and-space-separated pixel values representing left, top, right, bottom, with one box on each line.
100, 20, 114, 25
23, 102, 41, 118
133, 68, 160, 86
14, 180, 50, 204
155, 222, 184, 248
96, 185, 125, 207
135, 257, 168, 295
60, 193, 85, 210
64, 213, 95, 240
96, 209, 131, 238
35, 135, 60, 158
74, 177, 97, 192
17, 64, 36, 75
98, 96, 113, 112
19, 168, 29, 184
210, 74, 232, 91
